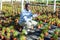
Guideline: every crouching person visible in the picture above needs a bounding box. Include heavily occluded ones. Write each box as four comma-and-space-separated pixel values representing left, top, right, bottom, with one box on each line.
19, 3, 38, 34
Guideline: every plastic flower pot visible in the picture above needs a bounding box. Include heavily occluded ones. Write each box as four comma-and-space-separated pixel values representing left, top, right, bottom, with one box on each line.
13, 38, 17, 40
48, 26, 51, 29
38, 25, 41, 29
44, 32, 49, 37
50, 37, 55, 40
57, 23, 60, 28
43, 19, 47, 23
10, 29, 14, 33
1, 36, 6, 40
51, 21, 55, 25
54, 29, 59, 35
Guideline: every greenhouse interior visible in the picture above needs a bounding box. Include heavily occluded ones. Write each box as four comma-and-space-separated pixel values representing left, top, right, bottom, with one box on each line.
0, 0, 60, 40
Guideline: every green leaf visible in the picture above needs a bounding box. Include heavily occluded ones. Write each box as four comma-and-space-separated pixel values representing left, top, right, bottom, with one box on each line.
38, 21, 43, 25
22, 29, 27, 35
9, 26, 14, 29
13, 31, 19, 37
40, 33, 44, 39
0, 24, 2, 27
20, 35, 26, 40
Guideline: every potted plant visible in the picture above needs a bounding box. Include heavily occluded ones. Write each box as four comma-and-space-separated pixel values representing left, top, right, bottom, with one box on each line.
48, 14, 52, 18
13, 30, 19, 37
6, 32, 10, 40
20, 34, 26, 40
39, 33, 44, 40
42, 24, 49, 37
37, 16, 42, 21
51, 18, 56, 25
50, 29, 59, 40
54, 29, 59, 35
38, 21, 43, 29
13, 38, 17, 40
56, 19, 60, 27
0, 20, 2, 24
43, 27, 49, 37
6, 27, 10, 33
0, 24, 2, 31
44, 31, 48, 37
58, 30, 60, 37
20, 29, 27, 40
48, 24, 51, 29
50, 33, 58, 40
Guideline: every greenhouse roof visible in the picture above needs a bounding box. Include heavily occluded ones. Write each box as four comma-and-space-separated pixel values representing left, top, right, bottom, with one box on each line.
2, 0, 60, 2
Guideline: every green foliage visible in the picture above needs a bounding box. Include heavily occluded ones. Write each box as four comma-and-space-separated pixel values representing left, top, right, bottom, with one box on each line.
39, 33, 44, 39
54, 28, 60, 33
6, 28, 10, 33
0, 24, 2, 28
42, 14, 47, 19
9, 26, 14, 30
52, 33, 58, 40
2, 27, 6, 36
38, 21, 43, 25
20, 35, 26, 40
22, 29, 27, 35
38, 16, 42, 19
13, 31, 19, 37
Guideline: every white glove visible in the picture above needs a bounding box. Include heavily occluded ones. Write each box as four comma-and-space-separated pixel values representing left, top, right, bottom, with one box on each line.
31, 20, 38, 26
33, 14, 38, 18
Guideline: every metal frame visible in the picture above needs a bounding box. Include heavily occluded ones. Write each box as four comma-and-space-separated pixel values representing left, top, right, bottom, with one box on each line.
0, 0, 2, 10
54, 0, 56, 12
0, 0, 56, 12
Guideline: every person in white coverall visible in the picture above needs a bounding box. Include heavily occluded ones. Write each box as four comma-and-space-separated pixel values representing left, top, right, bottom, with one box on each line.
19, 3, 38, 34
